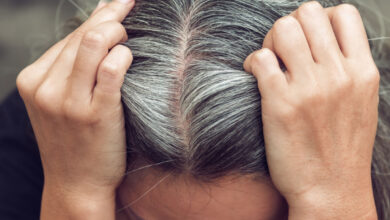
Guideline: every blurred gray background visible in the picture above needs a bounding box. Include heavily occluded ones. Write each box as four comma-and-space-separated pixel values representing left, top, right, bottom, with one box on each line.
0, 0, 389, 102
0, 0, 98, 102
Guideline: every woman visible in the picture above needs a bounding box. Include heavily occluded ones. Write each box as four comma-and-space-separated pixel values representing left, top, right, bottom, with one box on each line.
4, 0, 389, 219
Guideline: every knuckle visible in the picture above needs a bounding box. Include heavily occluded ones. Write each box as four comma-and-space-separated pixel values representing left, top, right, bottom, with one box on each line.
63, 99, 95, 123
273, 16, 298, 34
16, 67, 33, 94
15, 73, 25, 90
304, 90, 325, 106
353, 63, 380, 87
62, 99, 79, 120
112, 21, 126, 32
339, 74, 354, 88
34, 86, 59, 113
112, 23, 127, 39
366, 67, 380, 86
277, 89, 324, 122
100, 61, 120, 76
82, 31, 106, 48
72, 29, 87, 42
334, 75, 354, 94
298, 1, 323, 17
335, 4, 360, 17
294, 86, 325, 107
100, 6, 120, 21
252, 49, 270, 65
123, 46, 133, 61
277, 105, 299, 122
102, 20, 125, 34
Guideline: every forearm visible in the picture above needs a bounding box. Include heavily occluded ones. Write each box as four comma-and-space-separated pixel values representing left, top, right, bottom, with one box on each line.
40, 185, 116, 220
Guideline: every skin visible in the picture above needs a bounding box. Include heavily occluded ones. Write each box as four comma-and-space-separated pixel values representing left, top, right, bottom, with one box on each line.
244, 2, 379, 219
17, 0, 134, 219
116, 169, 288, 220
15, 0, 379, 219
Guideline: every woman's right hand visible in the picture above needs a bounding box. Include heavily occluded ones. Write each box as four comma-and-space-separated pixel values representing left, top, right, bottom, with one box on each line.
244, 2, 379, 219
16, 0, 134, 219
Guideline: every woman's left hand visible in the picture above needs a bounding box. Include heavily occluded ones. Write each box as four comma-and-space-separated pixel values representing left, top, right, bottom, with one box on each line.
244, 2, 379, 219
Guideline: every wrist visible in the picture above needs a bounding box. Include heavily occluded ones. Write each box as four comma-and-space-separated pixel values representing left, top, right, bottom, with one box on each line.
286, 187, 377, 220
41, 183, 117, 220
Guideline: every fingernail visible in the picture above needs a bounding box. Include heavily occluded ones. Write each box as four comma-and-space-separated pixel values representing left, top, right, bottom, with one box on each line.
116, 0, 133, 4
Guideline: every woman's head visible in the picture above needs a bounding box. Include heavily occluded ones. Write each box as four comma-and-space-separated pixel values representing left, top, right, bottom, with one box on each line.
120, 0, 336, 177
116, 0, 323, 218
113, 0, 390, 218
120, 0, 277, 179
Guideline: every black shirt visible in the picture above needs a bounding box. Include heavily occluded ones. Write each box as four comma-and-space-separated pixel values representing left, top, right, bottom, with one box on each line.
0, 90, 43, 220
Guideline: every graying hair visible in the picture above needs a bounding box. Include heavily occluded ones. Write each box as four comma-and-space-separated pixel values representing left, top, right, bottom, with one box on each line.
63, 0, 390, 218
119, 0, 390, 218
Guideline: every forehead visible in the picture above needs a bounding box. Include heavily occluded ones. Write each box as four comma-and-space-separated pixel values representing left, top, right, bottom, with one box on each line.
117, 169, 288, 220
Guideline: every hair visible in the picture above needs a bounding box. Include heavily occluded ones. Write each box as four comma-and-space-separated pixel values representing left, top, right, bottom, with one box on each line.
121, 0, 343, 177
63, 0, 390, 218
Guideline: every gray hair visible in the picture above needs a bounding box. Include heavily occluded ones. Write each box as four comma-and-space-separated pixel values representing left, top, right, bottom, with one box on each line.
118, 0, 390, 218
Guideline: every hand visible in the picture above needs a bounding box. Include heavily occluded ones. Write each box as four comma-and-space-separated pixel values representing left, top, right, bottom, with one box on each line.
16, 0, 135, 219
244, 2, 379, 219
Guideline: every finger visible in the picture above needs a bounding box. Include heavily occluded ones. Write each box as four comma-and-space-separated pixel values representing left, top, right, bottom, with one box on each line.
43, 0, 135, 84
68, 21, 128, 103
92, 45, 133, 108
244, 48, 288, 98
20, 0, 134, 104
264, 16, 315, 79
16, 33, 73, 100
325, 4, 371, 59
83, 0, 135, 32
91, 1, 108, 17
262, 29, 274, 52
293, 1, 342, 64
34, 34, 73, 71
